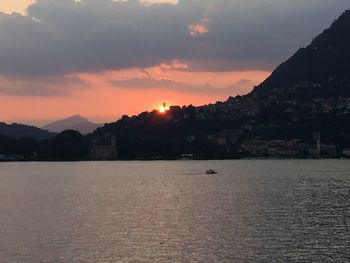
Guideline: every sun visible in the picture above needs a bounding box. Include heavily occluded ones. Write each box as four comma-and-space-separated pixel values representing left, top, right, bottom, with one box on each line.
158, 102, 169, 114
159, 106, 166, 113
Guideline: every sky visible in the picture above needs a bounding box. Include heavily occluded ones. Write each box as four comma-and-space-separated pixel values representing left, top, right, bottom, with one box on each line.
0, 0, 349, 126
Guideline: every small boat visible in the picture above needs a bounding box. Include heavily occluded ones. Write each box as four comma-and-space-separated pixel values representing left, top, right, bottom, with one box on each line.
206, 169, 218, 174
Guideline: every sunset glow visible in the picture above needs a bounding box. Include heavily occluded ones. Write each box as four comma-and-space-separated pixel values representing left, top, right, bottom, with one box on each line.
0, 0, 347, 125
0, 0, 33, 14
158, 103, 169, 114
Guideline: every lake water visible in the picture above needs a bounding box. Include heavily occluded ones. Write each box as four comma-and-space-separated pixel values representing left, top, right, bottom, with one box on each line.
0, 160, 349, 262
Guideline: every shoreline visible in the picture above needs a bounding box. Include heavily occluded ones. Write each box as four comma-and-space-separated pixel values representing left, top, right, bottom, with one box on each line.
1, 157, 348, 163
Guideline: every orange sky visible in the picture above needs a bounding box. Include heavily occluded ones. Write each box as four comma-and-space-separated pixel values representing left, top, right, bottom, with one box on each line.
0, 0, 270, 126
0, 0, 178, 14
0, 0, 33, 14
0, 67, 270, 126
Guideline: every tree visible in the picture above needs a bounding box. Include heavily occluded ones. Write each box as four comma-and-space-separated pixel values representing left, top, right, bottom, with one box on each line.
49, 130, 89, 160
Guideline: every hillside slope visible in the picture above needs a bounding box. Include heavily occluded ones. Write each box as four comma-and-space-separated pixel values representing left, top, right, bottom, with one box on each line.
253, 10, 350, 97
0, 122, 55, 140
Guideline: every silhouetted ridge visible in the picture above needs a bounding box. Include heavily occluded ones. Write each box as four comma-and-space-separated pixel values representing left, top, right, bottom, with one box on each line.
312, 10, 350, 47
0, 122, 55, 140
254, 10, 350, 95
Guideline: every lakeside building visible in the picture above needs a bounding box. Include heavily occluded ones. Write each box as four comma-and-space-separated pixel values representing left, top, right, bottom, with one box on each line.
241, 139, 268, 156
89, 136, 118, 160
342, 148, 350, 157
240, 132, 337, 158
0, 154, 24, 161
181, 153, 194, 160
267, 140, 286, 156
321, 144, 337, 158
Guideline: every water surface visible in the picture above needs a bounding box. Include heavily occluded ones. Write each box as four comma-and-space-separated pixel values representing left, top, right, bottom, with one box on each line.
0, 160, 349, 262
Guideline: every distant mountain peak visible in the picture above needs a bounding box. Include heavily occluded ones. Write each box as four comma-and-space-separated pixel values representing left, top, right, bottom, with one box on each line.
62, 114, 88, 121
43, 115, 101, 134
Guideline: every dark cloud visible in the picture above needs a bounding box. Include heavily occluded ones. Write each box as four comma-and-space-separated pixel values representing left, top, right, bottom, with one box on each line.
110, 76, 256, 95
0, 0, 349, 77
0, 75, 87, 96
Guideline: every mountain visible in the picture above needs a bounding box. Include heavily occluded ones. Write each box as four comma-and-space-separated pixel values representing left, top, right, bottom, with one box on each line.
43, 115, 101, 134
253, 9, 350, 97
90, 10, 350, 159
0, 122, 55, 140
